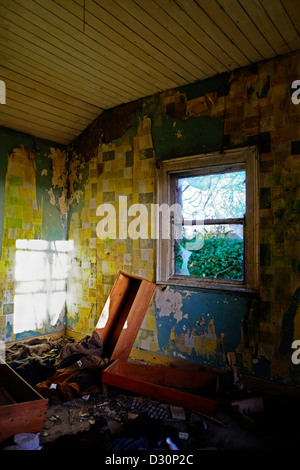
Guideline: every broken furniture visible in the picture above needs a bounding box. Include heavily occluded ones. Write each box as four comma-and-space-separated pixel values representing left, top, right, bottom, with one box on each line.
0, 361, 48, 443
97, 270, 218, 415
102, 360, 218, 415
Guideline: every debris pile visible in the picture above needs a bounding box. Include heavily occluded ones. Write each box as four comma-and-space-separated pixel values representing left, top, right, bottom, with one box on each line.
38, 390, 218, 451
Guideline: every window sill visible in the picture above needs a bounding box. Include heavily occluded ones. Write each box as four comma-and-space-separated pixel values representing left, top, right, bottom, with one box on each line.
156, 278, 259, 295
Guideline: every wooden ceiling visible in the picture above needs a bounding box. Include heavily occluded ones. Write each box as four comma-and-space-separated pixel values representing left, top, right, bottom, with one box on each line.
0, 0, 300, 145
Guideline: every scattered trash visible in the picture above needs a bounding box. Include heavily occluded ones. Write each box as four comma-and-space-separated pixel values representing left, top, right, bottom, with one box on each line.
4, 433, 42, 450
170, 405, 186, 421
127, 411, 139, 420
165, 437, 178, 450
49, 415, 60, 422
130, 397, 169, 419
231, 397, 264, 414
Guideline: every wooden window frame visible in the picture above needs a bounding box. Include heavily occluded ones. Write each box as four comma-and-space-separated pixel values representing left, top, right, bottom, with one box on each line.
156, 147, 259, 293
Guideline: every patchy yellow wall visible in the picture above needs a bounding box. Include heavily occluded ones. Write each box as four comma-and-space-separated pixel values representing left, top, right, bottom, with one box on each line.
67, 116, 158, 351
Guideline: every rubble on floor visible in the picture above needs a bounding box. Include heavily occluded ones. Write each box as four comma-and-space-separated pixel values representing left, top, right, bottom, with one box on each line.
39, 389, 218, 451
3, 335, 300, 451
2, 377, 295, 451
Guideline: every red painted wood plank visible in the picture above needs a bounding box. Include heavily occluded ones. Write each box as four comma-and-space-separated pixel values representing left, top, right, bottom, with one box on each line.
102, 367, 217, 415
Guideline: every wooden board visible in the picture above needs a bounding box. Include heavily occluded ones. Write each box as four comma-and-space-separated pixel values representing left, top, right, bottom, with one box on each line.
0, 363, 48, 443
95, 271, 156, 362
102, 360, 218, 415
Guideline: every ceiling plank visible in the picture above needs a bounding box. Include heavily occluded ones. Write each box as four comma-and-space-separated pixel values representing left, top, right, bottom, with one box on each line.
99, 0, 213, 81
153, 0, 239, 71
1, 68, 101, 119
282, 0, 300, 35
217, 0, 277, 59
0, 28, 125, 110
0, 44, 114, 109
7, 88, 95, 129
1, 1, 147, 103
239, 0, 291, 55
0, 0, 299, 146
30, 0, 161, 98
174, 0, 250, 66
110, 0, 219, 77
55, 0, 190, 88
7, 95, 88, 132
195, 0, 264, 63
2, 103, 80, 137
259, 0, 300, 51
0, 111, 71, 144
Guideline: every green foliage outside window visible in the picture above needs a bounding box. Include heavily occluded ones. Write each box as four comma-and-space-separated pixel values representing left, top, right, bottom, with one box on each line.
175, 232, 243, 280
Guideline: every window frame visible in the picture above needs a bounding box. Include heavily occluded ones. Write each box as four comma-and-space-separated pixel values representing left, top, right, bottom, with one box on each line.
156, 146, 259, 292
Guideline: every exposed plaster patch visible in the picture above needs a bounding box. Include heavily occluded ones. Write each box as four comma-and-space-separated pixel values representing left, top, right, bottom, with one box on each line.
155, 289, 183, 322
47, 187, 56, 206
47, 148, 68, 218
155, 289, 192, 329
68, 154, 86, 208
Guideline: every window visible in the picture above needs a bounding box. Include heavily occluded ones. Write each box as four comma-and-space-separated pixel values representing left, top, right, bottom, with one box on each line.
156, 147, 259, 291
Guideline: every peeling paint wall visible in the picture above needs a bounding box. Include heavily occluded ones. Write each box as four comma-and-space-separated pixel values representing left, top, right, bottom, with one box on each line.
0, 127, 68, 341
155, 286, 251, 367
66, 114, 157, 337
67, 51, 300, 386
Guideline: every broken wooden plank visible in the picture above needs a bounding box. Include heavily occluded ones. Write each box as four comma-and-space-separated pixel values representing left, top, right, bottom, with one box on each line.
102, 360, 218, 415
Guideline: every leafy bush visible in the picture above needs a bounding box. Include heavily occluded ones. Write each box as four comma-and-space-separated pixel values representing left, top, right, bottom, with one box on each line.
176, 236, 243, 280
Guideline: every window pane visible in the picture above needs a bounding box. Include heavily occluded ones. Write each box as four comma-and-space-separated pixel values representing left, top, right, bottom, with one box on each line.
178, 171, 246, 220
175, 224, 244, 281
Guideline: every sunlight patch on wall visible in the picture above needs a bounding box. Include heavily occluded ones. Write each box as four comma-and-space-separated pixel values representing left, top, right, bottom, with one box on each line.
13, 239, 74, 334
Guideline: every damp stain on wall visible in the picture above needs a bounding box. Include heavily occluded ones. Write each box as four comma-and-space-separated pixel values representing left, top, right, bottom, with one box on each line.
70, 100, 143, 163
